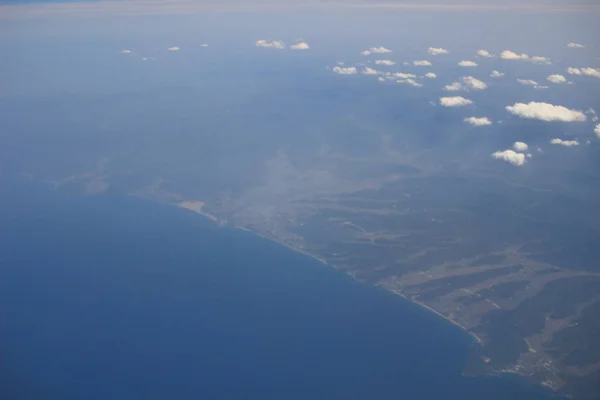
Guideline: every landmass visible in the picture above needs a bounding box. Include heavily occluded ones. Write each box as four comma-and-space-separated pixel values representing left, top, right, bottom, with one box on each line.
169, 157, 600, 399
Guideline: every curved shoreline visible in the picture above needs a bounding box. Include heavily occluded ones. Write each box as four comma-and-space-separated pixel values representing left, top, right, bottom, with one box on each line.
177, 201, 484, 347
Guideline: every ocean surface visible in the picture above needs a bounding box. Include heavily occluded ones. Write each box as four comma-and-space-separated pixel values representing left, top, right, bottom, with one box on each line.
0, 182, 556, 400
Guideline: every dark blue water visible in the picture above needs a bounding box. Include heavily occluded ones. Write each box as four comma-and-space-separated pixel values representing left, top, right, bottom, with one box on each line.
0, 182, 555, 400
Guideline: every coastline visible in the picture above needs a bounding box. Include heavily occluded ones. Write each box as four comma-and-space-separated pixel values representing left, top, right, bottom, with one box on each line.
391, 290, 484, 346
236, 227, 330, 266
172, 201, 570, 397
177, 201, 484, 348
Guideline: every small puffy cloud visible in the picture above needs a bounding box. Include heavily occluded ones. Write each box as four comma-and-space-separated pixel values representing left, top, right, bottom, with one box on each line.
428, 47, 449, 55
375, 60, 396, 66
397, 78, 423, 87
255, 40, 285, 49
371, 46, 392, 53
464, 117, 492, 126
595, 124, 600, 137
567, 42, 585, 48
547, 74, 567, 84
517, 79, 547, 89
120, 49, 133, 54
362, 67, 379, 75
168, 47, 181, 51
424, 72, 437, 79
531, 56, 551, 65
290, 42, 310, 50
333, 66, 357, 75
517, 79, 538, 86
390, 72, 417, 79
458, 60, 478, 67
413, 60, 432, 66
200, 44, 209, 47
506, 102, 586, 122
477, 49, 495, 58
491, 70, 505, 78
362, 46, 392, 56
463, 76, 487, 90
444, 82, 463, 91
500, 50, 529, 60
550, 138, 580, 147
492, 150, 526, 166
377, 77, 386, 82
568, 67, 600, 78
440, 96, 473, 107
446, 77, 487, 91
501, 50, 551, 64
513, 141, 529, 152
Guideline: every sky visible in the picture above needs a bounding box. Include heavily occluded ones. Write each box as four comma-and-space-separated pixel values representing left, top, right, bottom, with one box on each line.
0, 0, 598, 181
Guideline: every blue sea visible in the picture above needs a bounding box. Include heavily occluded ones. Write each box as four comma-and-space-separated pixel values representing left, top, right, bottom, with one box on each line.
0, 182, 556, 400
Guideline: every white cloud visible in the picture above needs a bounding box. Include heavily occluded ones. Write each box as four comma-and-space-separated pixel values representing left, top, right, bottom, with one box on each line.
500, 50, 550, 64
377, 77, 386, 82
413, 60, 432, 66
462, 76, 487, 90
200, 44, 209, 48
513, 141, 529, 152
440, 96, 473, 107
362, 67, 379, 75
547, 74, 567, 84
492, 150, 526, 166
120, 49, 133, 54
567, 42, 585, 48
387, 72, 417, 79
428, 47, 449, 55
568, 67, 600, 78
444, 77, 486, 91
531, 56, 551, 65
167, 47, 181, 51
506, 102, 586, 122
464, 117, 492, 126
255, 40, 285, 49
458, 60, 478, 67
371, 46, 392, 53
517, 79, 538, 86
333, 66, 357, 75
500, 50, 529, 60
444, 82, 463, 91
290, 42, 310, 50
477, 49, 495, 58
424, 72, 437, 79
361, 46, 392, 56
491, 70, 505, 78
517, 79, 547, 89
397, 78, 423, 87
550, 138, 580, 147
375, 60, 396, 66
595, 124, 600, 137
